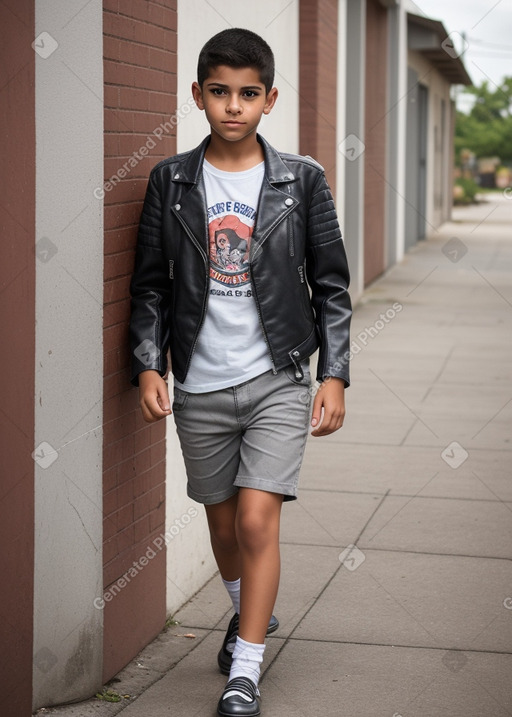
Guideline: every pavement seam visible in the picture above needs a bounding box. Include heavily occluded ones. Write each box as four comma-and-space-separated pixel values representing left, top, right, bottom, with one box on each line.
261, 636, 512, 656
260, 490, 391, 682
299, 487, 512, 504
280, 543, 512, 561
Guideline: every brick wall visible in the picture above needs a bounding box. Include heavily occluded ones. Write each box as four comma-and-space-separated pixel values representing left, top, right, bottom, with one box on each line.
299, 0, 338, 193
364, 0, 388, 285
102, 0, 177, 681
0, 3, 35, 714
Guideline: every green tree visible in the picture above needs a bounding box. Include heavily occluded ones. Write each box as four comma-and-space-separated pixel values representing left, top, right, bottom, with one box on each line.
455, 77, 512, 163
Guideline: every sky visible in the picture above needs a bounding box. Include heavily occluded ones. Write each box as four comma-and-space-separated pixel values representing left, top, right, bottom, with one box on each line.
410, 0, 512, 109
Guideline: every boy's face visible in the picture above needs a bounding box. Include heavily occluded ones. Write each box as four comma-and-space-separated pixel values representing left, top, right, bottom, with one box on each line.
192, 65, 277, 144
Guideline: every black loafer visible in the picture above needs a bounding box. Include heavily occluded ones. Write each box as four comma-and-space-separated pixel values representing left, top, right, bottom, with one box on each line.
217, 676, 260, 717
217, 613, 279, 675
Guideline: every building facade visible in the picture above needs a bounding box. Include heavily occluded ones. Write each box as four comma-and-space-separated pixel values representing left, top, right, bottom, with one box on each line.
0, 1, 469, 714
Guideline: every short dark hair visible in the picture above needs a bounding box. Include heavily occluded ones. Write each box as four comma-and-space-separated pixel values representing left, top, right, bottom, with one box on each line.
197, 28, 275, 94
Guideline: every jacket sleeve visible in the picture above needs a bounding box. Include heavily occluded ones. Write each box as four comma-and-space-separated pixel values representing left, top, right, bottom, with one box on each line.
129, 170, 172, 386
305, 171, 352, 386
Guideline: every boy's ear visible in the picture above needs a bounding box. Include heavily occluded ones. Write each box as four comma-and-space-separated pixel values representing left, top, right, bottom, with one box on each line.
263, 87, 278, 115
192, 81, 205, 110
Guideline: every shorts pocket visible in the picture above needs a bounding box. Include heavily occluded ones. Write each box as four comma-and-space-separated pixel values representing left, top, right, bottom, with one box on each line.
172, 386, 189, 412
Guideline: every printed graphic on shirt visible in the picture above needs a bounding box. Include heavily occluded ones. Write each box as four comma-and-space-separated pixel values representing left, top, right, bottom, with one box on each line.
208, 212, 255, 288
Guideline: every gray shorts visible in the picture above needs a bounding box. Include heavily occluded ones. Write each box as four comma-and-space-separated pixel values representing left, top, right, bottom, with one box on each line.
171, 362, 312, 504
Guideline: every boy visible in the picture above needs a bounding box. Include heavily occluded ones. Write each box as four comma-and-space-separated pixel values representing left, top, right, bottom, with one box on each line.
130, 28, 351, 717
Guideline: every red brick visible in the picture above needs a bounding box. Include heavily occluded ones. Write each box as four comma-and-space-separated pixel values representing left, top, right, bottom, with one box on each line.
104, 225, 137, 254
104, 348, 127, 376
134, 426, 151, 454
103, 487, 118, 516
117, 476, 135, 509
134, 514, 151, 543
149, 46, 175, 72
103, 36, 121, 62
104, 466, 118, 493
103, 298, 130, 330
117, 38, 151, 67
149, 503, 165, 533
104, 178, 147, 206
105, 107, 135, 133
103, 535, 118, 564
132, 65, 175, 93
104, 274, 133, 305
149, 90, 174, 115
104, 132, 120, 156
104, 60, 135, 87
102, 0, 175, 679
104, 370, 131, 401
103, 321, 128, 353
104, 202, 141, 230
104, 84, 120, 108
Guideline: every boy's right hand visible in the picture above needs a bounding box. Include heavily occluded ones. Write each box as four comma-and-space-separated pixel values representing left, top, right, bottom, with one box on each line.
138, 370, 172, 422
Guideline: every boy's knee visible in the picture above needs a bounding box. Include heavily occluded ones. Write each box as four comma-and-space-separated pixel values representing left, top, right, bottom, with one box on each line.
210, 523, 238, 552
236, 510, 275, 552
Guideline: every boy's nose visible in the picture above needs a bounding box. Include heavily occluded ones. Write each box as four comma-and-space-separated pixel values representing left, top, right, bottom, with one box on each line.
226, 95, 242, 114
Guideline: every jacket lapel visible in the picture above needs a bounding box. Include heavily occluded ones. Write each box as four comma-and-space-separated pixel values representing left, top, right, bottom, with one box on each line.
170, 134, 299, 253
253, 135, 299, 244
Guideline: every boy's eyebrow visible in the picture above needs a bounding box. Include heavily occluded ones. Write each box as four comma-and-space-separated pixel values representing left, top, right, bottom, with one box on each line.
206, 82, 264, 90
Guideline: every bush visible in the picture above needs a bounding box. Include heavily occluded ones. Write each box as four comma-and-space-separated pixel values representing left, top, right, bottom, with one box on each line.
454, 176, 480, 205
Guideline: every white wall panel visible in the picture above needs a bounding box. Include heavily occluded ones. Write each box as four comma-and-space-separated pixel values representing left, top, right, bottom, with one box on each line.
33, 0, 104, 707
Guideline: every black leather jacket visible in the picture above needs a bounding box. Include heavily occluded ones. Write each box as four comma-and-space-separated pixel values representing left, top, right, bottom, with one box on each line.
130, 134, 351, 386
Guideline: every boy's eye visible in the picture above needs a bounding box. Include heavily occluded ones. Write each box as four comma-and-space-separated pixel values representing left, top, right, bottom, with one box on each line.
211, 88, 226, 96
243, 90, 259, 98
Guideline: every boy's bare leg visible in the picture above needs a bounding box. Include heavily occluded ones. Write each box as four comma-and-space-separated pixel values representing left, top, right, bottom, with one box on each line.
236, 488, 283, 644
205, 493, 241, 581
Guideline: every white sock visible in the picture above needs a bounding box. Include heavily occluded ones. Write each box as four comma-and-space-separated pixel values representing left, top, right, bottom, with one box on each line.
226, 636, 265, 700
222, 577, 241, 615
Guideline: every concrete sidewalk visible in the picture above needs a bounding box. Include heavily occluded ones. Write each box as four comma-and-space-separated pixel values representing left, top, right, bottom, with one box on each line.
38, 195, 512, 717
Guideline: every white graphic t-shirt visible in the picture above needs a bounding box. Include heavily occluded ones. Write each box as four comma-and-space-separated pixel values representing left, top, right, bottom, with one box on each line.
174, 159, 272, 393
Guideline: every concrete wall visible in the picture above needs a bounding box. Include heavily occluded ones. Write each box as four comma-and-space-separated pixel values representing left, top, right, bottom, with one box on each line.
364, 0, 388, 285
407, 49, 454, 232
33, 0, 104, 708
177, 0, 299, 154
168, 0, 300, 616
386, 1, 408, 268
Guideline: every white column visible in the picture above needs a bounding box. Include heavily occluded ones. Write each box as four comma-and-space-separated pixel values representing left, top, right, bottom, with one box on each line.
33, 0, 104, 707
176, 0, 299, 153
386, 1, 408, 265
343, 0, 366, 301
336, 0, 348, 231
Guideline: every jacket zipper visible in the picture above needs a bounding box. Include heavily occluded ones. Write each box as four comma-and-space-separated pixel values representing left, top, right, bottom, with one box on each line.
250, 272, 277, 375
288, 217, 294, 257
171, 206, 210, 374
249, 203, 297, 375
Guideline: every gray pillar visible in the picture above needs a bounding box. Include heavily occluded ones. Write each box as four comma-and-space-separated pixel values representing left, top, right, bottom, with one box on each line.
33, 0, 104, 707
387, 2, 408, 265
343, 0, 366, 300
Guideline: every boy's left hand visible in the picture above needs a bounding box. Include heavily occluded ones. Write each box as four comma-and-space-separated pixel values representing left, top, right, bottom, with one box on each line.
310, 377, 346, 437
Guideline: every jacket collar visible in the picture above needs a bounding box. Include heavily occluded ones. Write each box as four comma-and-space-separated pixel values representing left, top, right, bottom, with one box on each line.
172, 134, 296, 185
